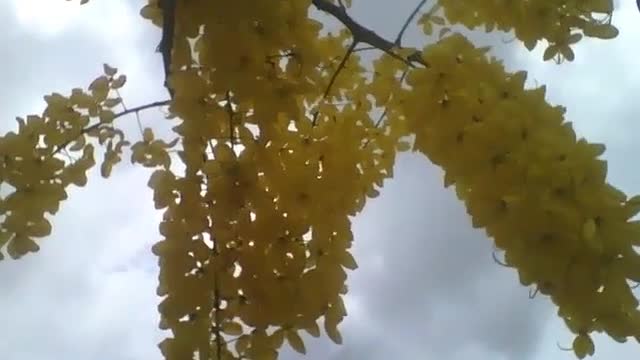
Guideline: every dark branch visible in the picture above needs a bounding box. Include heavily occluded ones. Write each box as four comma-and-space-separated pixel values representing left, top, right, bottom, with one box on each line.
394, 0, 428, 46
311, 0, 428, 67
354, 45, 377, 52
212, 238, 223, 360
224, 91, 235, 144
158, 0, 176, 98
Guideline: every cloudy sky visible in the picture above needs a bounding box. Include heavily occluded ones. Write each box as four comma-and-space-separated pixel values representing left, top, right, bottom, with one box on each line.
1, 0, 639, 359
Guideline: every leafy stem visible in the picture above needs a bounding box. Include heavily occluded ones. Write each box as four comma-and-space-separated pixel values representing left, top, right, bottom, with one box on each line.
52, 99, 171, 155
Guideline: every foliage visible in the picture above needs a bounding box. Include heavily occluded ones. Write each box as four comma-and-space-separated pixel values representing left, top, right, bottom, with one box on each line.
1, 0, 639, 359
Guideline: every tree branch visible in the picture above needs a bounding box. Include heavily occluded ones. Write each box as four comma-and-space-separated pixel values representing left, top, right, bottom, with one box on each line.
394, 0, 428, 46
112, 99, 172, 122
311, 0, 428, 67
312, 40, 358, 126
52, 99, 171, 155
158, 0, 176, 98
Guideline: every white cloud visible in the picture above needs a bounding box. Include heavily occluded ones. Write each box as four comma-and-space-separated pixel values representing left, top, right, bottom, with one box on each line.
11, 0, 83, 36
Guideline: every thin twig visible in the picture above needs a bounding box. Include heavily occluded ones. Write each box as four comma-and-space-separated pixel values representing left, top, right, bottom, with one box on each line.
115, 88, 144, 137
557, 341, 573, 351
394, 0, 428, 46
491, 250, 510, 267
353, 45, 377, 52
210, 92, 238, 359
360, 67, 409, 150
373, 69, 408, 128
212, 234, 223, 360
52, 99, 171, 155
224, 92, 235, 145
311, 0, 428, 67
199, 136, 223, 360
323, 40, 358, 100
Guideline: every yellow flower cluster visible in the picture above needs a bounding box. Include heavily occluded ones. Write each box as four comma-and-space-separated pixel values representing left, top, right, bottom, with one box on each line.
437, 0, 619, 62
400, 34, 640, 357
0, 65, 129, 260
149, 91, 399, 358
140, 0, 404, 358
4, 0, 633, 358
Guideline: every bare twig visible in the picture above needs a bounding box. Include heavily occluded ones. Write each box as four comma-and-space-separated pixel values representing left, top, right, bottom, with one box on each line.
158, 0, 176, 98
491, 249, 510, 267
394, 0, 428, 46
312, 40, 358, 126
354, 45, 377, 53
557, 341, 573, 351
115, 88, 144, 137
311, 0, 428, 67
309, 0, 431, 126
325, 40, 358, 99
224, 91, 235, 144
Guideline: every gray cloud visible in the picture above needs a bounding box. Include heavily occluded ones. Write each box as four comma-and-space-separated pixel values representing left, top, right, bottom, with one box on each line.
2, 1, 640, 360
1, 1, 167, 360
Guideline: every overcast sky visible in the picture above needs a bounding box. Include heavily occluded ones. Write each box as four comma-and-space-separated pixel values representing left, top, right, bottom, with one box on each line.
1, 1, 639, 359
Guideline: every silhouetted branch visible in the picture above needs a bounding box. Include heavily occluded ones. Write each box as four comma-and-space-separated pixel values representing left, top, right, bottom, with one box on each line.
394, 0, 428, 46
311, 0, 428, 67
158, 0, 176, 98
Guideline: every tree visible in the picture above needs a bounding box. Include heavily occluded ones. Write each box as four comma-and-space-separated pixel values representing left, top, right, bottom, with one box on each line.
0, 0, 637, 359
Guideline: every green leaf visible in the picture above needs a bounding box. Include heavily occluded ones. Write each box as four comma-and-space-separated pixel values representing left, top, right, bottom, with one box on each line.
269, 329, 285, 348
325, 319, 343, 345
221, 321, 243, 335
590, 0, 613, 13
303, 321, 320, 338
111, 75, 127, 89
285, 330, 306, 354
235, 335, 251, 354
103, 63, 117, 76
430, 15, 445, 25
560, 45, 575, 62
543, 45, 559, 61
524, 39, 537, 51
573, 334, 595, 359
568, 33, 583, 44
340, 251, 358, 270
584, 24, 619, 39
102, 97, 122, 108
